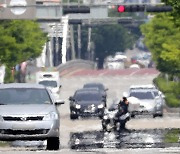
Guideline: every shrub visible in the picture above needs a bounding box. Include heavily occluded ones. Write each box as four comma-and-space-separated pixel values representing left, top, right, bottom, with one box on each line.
165, 93, 179, 107
154, 75, 179, 107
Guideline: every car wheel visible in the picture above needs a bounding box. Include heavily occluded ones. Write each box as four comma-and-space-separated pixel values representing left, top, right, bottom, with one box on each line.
46, 137, 60, 150
131, 114, 135, 118
153, 114, 156, 118
70, 114, 78, 120
159, 114, 163, 117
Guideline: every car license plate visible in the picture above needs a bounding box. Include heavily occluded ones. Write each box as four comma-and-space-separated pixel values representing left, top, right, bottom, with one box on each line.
12, 124, 35, 130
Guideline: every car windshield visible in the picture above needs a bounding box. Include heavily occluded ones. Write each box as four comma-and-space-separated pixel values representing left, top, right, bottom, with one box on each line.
84, 84, 104, 91
0, 88, 52, 105
39, 80, 57, 88
130, 91, 154, 99
74, 92, 102, 101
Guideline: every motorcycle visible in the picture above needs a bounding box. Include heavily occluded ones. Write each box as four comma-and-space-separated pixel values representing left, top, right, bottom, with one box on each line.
102, 107, 130, 132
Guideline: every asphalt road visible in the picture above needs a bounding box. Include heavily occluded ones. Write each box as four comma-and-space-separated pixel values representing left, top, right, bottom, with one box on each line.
1, 68, 180, 153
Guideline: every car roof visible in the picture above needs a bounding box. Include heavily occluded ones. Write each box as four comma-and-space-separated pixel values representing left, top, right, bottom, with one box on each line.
0, 83, 46, 89
83, 82, 104, 86
75, 88, 101, 95
81, 87, 100, 91
130, 84, 156, 89
130, 89, 154, 93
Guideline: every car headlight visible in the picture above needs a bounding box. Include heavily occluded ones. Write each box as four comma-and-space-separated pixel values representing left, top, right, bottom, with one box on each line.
103, 115, 108, 120
74, 104, 81, 109
155, 99, 162, 106
43, 112, 58, 120
98, 104, 104, 108
0, 115, 3, 122
156, 102, 162, 107
75, 104, 81, 109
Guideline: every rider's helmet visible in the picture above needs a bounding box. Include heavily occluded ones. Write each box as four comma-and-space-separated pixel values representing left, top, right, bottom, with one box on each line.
122, 92, 128, 100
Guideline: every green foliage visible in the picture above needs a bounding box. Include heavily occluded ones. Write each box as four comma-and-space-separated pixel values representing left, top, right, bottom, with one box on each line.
165, 93, 179, 107
164, 129, 180, 143
0, 20, 47, 67
162, 0, 180, 26
0, 141, 9, 147
92, 25, 135, 68
141, 14, 180, 74
0, 20, 47, 82
153, 75, 179, 107
141, 0, 180, 74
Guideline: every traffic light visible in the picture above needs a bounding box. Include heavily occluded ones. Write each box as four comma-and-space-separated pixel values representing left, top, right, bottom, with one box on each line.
117, 5, 172, 13
117, 5, 145, 12
63, 6, 90, 14
68, 19, 82, 25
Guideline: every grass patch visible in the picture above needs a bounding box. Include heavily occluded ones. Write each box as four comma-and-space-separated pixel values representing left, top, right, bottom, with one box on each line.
0, 141, 9, 147
164, 129, 180, 143
153, 75, 180, 107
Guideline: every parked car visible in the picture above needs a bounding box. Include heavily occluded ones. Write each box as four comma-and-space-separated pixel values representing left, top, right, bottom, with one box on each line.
0, 83, 64, 150
83, 82, 108, 99
69, 89, 106, 119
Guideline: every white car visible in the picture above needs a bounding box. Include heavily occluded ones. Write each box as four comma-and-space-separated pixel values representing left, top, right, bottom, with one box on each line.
0, 83, 64, 150
129, 64, 140, 69
36, 71, 61, 100
128, 88, 164, 118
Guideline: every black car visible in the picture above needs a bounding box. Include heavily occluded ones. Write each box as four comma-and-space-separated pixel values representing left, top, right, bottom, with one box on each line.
83, 82, 108, 100
69, 89, 106, 119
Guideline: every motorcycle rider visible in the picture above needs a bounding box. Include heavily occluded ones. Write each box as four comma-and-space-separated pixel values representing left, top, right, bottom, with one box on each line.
118, 92, 129, 114
116, 92, 130, 130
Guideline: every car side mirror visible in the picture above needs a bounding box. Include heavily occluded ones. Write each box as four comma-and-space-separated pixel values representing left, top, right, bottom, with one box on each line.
55, 100, 65, 105
59, 85, 62, 89
69, 96, 74, 101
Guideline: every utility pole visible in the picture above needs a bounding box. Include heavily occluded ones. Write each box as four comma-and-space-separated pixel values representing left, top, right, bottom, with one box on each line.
55, 23, 59, 66
87, 19, 92, 60
77, 0, 81, 59
70, 25, 75, 59
77, 23, 81, 59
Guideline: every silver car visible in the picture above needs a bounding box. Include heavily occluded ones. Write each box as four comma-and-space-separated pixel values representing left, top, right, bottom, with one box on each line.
0, 83, 64, 150
129, 89, 163, 118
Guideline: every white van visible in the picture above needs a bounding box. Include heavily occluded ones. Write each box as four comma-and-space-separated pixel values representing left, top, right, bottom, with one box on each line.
36, 71, 61, 100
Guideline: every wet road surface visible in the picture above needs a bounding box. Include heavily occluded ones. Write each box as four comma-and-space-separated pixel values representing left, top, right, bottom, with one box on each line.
69, 128, 180, 150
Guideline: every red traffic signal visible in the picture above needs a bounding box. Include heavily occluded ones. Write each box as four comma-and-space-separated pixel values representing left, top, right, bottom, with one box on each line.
117, 5, 145, 13
117, 5, 125, 13
117, 5, 173, 13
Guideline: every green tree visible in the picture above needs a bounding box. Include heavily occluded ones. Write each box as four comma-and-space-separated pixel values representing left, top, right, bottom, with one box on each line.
92, 25, 135, 68
141, 14, 180, 74
0, 20, 47, 82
